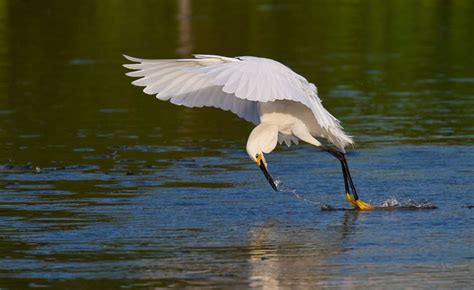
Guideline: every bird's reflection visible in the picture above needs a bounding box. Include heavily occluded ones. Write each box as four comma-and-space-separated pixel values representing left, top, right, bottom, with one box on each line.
247, 211, 361, 289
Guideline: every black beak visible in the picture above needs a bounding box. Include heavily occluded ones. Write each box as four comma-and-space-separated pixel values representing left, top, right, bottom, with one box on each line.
258, 161, 278, 191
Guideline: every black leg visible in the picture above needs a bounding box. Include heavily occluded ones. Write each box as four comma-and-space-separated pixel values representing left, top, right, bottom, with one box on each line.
323, 146, 359, 201
340, 161, 350, 195
322, 146, 373, 210
340, 156, 359, 200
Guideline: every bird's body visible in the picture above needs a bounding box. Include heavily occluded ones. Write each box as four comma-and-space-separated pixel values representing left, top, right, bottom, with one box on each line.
259, 100, 350, 149
124, 54, 372, 209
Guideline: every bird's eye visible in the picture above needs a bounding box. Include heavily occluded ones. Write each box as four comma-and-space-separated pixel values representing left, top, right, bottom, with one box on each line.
255, 154, 259, 158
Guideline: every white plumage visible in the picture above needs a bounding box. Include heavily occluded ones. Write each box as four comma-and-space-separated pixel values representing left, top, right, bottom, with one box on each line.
123, 54, 352, 151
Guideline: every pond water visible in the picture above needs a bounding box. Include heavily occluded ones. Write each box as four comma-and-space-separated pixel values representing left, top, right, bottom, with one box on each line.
0, 0, 473, 288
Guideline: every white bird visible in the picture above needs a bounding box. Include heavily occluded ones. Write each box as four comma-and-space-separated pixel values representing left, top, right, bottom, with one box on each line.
123, 54, 372, 210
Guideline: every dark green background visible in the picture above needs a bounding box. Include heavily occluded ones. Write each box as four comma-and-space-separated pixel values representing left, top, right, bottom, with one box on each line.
1, 0, 473, 167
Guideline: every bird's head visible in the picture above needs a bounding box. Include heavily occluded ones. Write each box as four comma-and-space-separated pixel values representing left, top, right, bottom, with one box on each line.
246, 125, 278, 191
248, 151, 277, 191
247, 148, 266, 166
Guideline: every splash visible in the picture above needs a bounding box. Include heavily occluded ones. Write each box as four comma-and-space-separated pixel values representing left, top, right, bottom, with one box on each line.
274, 180, 437, 211
321, 196, 437, 211
275, 179, 321, 206
377, 197, 437, 209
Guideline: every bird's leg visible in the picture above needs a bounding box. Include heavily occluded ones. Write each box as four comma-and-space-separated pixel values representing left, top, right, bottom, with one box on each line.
326, 148, 354, 197
340, 156, 359, 200
340, 161, 352, 198
323, 146, 373, 210
288, 128, 371, 209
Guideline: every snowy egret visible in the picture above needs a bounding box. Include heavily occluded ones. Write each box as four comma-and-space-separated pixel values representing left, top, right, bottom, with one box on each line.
123, 54, 372, 210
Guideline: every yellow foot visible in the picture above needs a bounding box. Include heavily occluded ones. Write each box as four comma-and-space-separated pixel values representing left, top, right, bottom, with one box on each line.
346, 193, 374, 210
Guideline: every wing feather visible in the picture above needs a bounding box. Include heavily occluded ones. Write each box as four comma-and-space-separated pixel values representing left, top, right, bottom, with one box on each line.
191, 56, 342, 130
123, 54, 346, 139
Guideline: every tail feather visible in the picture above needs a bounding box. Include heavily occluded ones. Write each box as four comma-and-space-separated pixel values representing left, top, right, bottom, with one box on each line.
326, 127, 353, 153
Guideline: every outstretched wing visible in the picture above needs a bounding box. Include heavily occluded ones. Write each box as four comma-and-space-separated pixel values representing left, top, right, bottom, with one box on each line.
123, 54, 259, 124
123, 54, 342, 131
